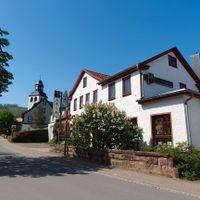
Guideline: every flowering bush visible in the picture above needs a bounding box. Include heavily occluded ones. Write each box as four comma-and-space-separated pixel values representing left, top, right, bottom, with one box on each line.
154, 142, 200, 180
71, 102, 143, 150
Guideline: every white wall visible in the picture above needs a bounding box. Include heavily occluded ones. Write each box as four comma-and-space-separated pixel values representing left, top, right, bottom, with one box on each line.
139, 96, 188, 146
143, 52, 198, 98
101, 72, 141, 116
187, 97, 200, 149
70, 73, 102, 115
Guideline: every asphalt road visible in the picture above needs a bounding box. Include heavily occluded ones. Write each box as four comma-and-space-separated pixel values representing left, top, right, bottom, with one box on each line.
0, 144, 199, 200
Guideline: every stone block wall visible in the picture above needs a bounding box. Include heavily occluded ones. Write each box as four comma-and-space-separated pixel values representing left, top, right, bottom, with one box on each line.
49, 144, 179, 178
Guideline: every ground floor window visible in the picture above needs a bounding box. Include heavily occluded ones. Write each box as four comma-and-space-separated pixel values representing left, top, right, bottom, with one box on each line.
151, 113, 172, 146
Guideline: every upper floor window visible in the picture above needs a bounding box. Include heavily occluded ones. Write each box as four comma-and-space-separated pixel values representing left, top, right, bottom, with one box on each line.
83, 77, 87, 88
74, 98, 77, 111
34, 97, 37, 102
108, 82, 115, 101
93, 90, 98, 103
122, 76, 131, 96
79, 95, 84, 109
180, 82, 187, 89
168, 55, 177, 68
30, 97, 33, 102
85, 93, 90, 104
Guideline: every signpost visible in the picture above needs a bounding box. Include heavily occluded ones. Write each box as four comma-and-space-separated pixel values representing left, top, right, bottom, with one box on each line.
53, 90, 62, 144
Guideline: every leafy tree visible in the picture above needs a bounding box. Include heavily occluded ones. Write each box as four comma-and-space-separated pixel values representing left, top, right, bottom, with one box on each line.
0, 109, 14, 134
0, 28, 13, 96
61, 90, 69, 111
31, 106, 46, 129
71, 102, 143, 150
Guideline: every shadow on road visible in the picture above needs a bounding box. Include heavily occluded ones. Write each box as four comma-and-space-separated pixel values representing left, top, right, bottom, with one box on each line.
0, 152, 107, 178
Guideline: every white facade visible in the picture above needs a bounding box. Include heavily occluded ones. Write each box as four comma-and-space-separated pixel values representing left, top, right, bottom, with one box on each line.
69, 47, 200, 148
70, 73, 102, 115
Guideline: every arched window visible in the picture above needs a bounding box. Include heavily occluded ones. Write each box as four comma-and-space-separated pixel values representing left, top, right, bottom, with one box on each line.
34, 97, 37, 102
30, 97, 33, 102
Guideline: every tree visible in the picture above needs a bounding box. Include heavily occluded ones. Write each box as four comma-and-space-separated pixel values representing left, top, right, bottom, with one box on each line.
0, 109, 14, 134
0, 28, 13, 96
61, 90, 69, 111
71, 102, 143, 150
31, 106, 46, 129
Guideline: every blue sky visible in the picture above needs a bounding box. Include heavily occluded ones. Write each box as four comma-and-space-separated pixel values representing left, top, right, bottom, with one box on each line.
0, 0, 200, 107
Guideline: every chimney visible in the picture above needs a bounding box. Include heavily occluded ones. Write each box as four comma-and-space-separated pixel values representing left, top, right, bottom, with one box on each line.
190, 53, 200, 79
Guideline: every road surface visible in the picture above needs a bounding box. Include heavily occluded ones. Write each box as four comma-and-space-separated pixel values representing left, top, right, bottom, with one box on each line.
0, 143, 199, 200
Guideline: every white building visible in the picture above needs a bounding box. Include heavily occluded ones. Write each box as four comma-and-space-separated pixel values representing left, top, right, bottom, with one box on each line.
69, 47, 200, 148
22, 80, 53, 131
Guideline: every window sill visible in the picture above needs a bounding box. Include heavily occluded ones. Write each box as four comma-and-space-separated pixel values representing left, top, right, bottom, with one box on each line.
123, 93, 131, 97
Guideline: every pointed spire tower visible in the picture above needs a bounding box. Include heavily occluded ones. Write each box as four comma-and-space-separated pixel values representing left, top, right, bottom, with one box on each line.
28, 80, 47, 109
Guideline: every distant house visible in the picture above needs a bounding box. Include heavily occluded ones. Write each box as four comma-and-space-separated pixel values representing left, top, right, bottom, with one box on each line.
21, 80, 53, 131
69, 47, 200, 149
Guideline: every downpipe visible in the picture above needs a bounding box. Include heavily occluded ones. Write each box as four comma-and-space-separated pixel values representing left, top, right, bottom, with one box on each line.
184, 94, 193, 146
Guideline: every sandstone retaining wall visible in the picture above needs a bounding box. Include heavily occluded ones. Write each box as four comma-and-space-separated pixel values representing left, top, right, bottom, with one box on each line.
49, 144, 179, 178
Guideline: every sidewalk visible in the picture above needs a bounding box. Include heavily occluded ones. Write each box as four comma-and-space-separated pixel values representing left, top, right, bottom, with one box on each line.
0, 137, 199, 198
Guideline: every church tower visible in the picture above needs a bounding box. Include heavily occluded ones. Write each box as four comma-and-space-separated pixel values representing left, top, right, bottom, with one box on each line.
28, 80, 47, 109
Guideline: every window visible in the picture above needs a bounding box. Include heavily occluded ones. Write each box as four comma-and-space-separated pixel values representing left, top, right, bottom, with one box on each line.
93, 90, 98, 103
108, 82, 115, 101
74, 98, 77, 111
180, 82, 187, 89
79, 95, 84, 109
34, 97, 37, 102
83, 77, 87, 88
132, 117, 138, 126
85, 93, 90, 104
27, 116, 32, 123
30, 97, 33, 102
168, 55, 177, 68
151, 114, 172, 146
123, 76, 131, 96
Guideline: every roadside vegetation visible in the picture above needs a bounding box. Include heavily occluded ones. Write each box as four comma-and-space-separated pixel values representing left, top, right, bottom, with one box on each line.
68, 102, 143, 150
0, 109, 14, 135
8, 130, 48, 143
141, 142, 200, 180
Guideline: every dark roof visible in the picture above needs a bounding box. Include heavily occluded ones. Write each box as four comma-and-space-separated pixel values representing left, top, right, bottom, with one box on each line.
137, 89, 200, 104
22, 99, 53, 116
69, 69, 109, 98
29, 91, 47, 98
100, 47, 200, 86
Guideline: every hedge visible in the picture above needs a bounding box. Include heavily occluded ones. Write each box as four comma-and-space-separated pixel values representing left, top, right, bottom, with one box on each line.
8, 129, 48, 143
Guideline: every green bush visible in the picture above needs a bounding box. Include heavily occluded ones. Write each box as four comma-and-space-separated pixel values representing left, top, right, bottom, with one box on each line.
155, 142, 200, 180
71, 102, 143, 150
9, 129, 48, 143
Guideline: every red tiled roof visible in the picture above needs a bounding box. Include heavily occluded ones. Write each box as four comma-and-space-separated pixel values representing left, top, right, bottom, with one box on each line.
84, 69, 110, 81
69, 69, 110, 99
15, 117, 23, 123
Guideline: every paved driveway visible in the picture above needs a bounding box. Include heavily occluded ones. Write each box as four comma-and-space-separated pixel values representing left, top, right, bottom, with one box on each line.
0, 137, 199, 200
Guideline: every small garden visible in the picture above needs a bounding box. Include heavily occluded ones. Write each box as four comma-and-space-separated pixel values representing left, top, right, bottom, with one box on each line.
141, 143, 200, 180
68, 102, 143, 150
